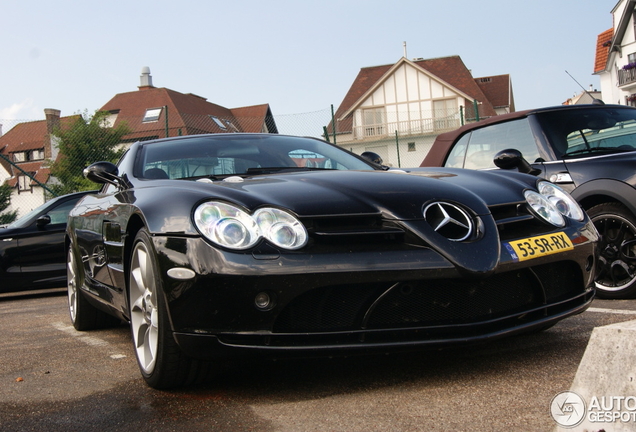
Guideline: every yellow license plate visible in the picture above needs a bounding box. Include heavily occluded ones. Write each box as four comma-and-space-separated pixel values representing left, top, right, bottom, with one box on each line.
505, 232, 573, 262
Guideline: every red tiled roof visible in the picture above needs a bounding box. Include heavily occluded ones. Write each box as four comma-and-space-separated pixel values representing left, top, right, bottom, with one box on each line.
0, 115, 80, 187
0, 116, 79, 155
594, 28, 613, 73
100, 87, 274, 140
474, 74, 514, 111
5, 162, 51, 187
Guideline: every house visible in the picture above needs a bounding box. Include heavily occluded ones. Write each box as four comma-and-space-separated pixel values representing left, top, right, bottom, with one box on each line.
0, 67, 279, 216
594, 0, 636, 105
0, 109, 81, 216
100, 67, 278, 143
328, 56, 514, 167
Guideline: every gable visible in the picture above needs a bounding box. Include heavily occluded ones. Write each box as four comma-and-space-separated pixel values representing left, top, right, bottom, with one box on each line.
332, 56, 501, 134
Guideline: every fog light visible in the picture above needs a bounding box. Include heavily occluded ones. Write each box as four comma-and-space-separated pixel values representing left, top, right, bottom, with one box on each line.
254, 292, 273, 310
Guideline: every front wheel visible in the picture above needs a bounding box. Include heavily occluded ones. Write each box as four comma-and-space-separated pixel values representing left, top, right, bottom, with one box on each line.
128, 229, 205, 389
588, 202, 636, 299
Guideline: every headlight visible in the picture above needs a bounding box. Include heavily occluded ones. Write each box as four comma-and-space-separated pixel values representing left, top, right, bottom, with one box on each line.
525, 190, 565, 227
253, 208, 308, 249
524, 181, 585, 227
194, 202, 308, 250
537, 181, 585, 221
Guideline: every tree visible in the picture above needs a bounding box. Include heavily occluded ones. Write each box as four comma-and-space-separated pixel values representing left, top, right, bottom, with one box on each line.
0, 183, 18, 224
49, 110, 130, 195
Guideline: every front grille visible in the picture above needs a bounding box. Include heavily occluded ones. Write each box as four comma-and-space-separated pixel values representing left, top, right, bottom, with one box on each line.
273, 261, 584, 334
489, 202, 554, 241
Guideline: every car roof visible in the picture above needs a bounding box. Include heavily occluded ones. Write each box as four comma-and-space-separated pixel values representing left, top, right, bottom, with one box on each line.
420, 104, 636, 167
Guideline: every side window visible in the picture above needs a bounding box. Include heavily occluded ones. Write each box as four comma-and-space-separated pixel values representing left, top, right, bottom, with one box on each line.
47, 200, 79, 224
444, 134, 471, 168
462, 119, 539, 170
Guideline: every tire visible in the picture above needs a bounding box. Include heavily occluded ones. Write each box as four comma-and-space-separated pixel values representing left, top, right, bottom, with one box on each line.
128, 229, 205, 389
588, 202, 636, 299
67, 244, 120, 331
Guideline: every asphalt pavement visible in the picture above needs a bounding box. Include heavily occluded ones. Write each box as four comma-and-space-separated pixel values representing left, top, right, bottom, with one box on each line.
1, 292, 635, 432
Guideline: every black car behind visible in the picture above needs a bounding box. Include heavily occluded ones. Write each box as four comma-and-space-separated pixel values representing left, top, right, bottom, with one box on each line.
0, 191, 92, 294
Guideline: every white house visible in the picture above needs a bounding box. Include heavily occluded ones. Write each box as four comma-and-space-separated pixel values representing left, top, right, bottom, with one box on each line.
328, 56, 514, 168
595, 0, 636, 105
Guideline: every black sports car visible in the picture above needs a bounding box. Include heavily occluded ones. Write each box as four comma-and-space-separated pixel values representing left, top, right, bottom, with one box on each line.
421, 104, 636, 299
66, 133, 597, 389
0, 190, 92, 294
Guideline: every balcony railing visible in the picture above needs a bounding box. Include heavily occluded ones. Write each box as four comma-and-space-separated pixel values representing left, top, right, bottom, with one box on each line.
618, 68, 636, 87
353, 116, 460, 140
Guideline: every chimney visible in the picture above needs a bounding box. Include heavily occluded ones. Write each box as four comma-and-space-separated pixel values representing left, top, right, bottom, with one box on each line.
44, 108, 61, 160
139, 66, 154, 89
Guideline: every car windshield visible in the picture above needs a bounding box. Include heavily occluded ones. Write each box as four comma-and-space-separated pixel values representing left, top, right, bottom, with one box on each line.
535, 107, 636, 158
136, 135, 375, 180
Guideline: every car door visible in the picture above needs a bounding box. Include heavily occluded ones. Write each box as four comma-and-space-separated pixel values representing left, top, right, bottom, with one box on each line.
0, 229, 24, 292
17, 198, 80, 289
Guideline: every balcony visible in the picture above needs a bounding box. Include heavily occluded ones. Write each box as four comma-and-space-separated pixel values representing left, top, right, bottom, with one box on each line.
618, 67, 636, 87
353, 116, 460, 140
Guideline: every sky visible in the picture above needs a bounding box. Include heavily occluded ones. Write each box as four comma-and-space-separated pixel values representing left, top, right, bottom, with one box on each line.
0, 0, 615, 130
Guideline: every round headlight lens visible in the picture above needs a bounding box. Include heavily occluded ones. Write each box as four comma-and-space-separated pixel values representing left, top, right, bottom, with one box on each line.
194, 202, 307, 250
525, 190, 565, 227
537, 181, 585, 221
254, 208, 308, 250
194, 202, 259, 249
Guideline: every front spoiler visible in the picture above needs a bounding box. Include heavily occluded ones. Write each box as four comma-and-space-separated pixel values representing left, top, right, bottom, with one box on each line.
173, 289, 594, 360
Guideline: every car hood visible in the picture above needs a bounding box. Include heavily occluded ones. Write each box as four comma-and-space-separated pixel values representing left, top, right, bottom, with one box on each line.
140, 168, 535, 221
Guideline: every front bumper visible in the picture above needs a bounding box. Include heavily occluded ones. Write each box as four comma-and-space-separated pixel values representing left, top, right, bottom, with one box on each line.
152, 222, 596, 360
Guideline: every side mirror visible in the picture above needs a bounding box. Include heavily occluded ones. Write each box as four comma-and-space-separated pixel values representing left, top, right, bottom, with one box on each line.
493, 149, 541, 176
361, 151, 384, 165
36, 214, 51, 227
83, 161, 121, 186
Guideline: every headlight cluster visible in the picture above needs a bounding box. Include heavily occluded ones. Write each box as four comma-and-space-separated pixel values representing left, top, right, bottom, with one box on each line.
194, 202, 308, 250
524, 181, 585, 227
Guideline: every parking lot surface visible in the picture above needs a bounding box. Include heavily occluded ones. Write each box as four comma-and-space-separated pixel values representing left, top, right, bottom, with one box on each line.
1, 292, 634, 431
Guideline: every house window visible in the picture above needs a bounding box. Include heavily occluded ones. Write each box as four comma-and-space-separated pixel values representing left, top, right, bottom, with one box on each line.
31, 149, 44, 160
104, 110, 120, 127
408, 142, 416, 152
433, 99, 459, 130
629, 53, 636, 65
18, 174, 33, 191
13, 152, 26, 162
210, 116, 227, 129
362, 108, 386, 136
143, 108, 163, 123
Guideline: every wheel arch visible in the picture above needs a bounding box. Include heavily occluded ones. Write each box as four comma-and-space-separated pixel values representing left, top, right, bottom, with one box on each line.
572, 179, 636, 216
123, 213, 146, 292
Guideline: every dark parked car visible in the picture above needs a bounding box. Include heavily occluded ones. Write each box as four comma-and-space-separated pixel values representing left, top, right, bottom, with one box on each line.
422, 104, 636, 299
0, 191, 93, 294
67, 133, 596, 389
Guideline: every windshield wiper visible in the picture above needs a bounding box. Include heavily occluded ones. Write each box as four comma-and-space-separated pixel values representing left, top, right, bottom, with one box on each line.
246, 167, 334, 175
564, 146, 632, 157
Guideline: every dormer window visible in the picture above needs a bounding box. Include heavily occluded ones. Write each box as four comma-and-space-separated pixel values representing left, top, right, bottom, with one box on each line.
210, 116, 240, 132
12, 149, 45, 162
143, 108, 163, 123
210, 116, 227, 129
